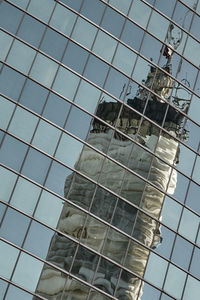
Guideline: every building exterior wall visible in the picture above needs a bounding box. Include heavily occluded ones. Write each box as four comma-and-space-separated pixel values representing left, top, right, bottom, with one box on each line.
0, 0, 200, 300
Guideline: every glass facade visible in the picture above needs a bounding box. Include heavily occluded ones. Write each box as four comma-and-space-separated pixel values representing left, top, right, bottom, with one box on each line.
0, 0, 199, 299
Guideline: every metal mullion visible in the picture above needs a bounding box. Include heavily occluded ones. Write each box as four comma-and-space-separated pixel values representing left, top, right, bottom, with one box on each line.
4, 0, 200, 103
1, 108, 200, 218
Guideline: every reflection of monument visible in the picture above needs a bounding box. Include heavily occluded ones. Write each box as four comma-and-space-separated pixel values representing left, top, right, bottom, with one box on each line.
34, 19, 191, 299
34, 60, 188, 299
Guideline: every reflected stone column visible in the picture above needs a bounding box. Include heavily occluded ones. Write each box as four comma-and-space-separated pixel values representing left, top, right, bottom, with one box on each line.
34, 67, 186, 300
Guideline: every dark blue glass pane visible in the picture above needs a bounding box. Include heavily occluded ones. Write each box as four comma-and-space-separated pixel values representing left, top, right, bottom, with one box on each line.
0, 207, 30, 246
22, 148, 51, 185
172, 235, 193, 270
101, 6, 125, 38
43, 92, 71, 127
63, 41, 89, 74
40, 28, 68, 61
6, 285, 33, 300
65, 106, 92, 139
0, 135, 28, 171
24, 221, 54, 259
19, 79, 49, 114
186, 182, 200, 214
83, 55, 109, 87
17, 14, 46, 48
104, 67, 129, 99
45, 161, 71, 196
60, 0, 82, 11
80, 0, 105, 25
155, 226, 175, 259
0, 66, 25, 100
121, 20, 144, 51
0, 1, 23, 34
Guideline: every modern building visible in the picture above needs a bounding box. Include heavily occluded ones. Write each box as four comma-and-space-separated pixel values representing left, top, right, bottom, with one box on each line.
0, 0, 199, 300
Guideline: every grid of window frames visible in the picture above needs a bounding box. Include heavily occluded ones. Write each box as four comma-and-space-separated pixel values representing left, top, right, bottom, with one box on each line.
0, 0, 200, 299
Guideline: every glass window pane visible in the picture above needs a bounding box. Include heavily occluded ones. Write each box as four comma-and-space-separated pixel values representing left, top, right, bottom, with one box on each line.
74, 80, 101, 113
80, 0, 105, 25
83, 55, 109, 87
65, 106, 92, 140
60, 0, 82, 11
161, 196, 182, 230
22, 148, 51, 185
0, 66, 26, 101
40, 27, 68, 61
144, 252, 168, 288
184, 36, 200, 68
30, 53, 58, 88
147, 10, 169, 40
164, 264, 186, 298
183, 276, 200, 300
193, 155, 200, 184
42, 92, 71, 128
0, 166, 17, 203
101, 6, 125, 38
5, 285, 32, 300
179, 208, 199, 242
109, 0, 132, 15
34, 190, 63, 228
27, 0, 55, 23
62, 41, 89, 74
8, 0, 29, 9
19, 79, 48, 114
72, 17, 97, 49
0, 2, 23, 34
0, 96, 15, 130
0, 135, 28, 172
129, 0, 151, 28
50, 3, 77, 36
113, 43, 137, 75
0, 207, 30, 246
93, 30, 117, 62
55, 133, 83, 168
121, 19, 144, 51
0, 30, 13, 61
24, 221, 54, 259
177, 144, 195, 177
17, 14, 46, 48
53, 66, 80, 100
8, 106, 38, 143
186, 181, 200, 214
7, 40, 36, 74
190, 247, 200, 278
12, 252, 43, 292
10, 177, 41, 215
32, 120, 61, 155
45, 161, 72, 196
171, 236, 193, 270
0, 241, 19, 279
